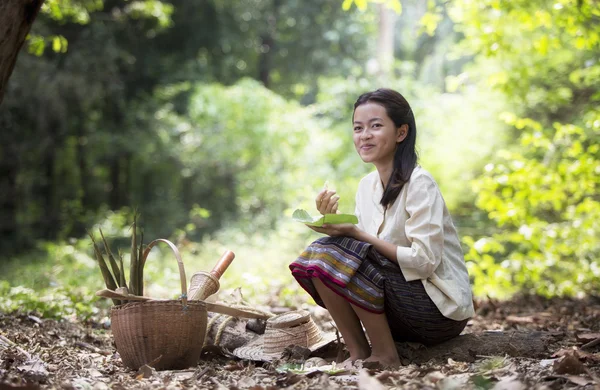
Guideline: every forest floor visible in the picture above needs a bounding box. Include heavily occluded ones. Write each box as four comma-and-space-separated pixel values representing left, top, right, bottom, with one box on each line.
1, 295, 599, 390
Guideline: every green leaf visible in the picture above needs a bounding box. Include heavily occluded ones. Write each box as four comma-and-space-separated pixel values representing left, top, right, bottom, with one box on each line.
292, 209, 358, 227
275, 362, 348, 375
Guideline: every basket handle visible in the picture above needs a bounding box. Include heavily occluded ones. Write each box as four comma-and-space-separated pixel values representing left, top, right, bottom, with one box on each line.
141, 239, 188, 306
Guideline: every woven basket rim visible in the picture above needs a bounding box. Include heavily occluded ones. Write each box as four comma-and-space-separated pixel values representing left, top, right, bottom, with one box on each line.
111, 300, 207, 311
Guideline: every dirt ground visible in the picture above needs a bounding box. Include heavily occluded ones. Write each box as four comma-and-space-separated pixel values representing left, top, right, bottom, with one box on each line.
1, 295, 599, 390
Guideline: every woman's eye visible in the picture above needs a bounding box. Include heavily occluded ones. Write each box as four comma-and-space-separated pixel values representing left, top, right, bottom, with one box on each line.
354, 127, 362, 132
373, 123, 382, 128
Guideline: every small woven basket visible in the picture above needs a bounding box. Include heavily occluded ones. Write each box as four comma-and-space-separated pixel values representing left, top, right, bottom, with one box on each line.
111, 239, 207, 371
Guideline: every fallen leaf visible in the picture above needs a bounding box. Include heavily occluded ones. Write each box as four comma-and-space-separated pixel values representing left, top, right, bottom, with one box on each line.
539, 358, 558, 367
358, 369, 386, 390
17, 357, 49, 381
438, 373, 470, 390
223, 362, 246, 371
506, 315, 535, 324
553, 353, 586, 375
275, 371, 303, 387
375, 370, 400, 381
0, 383, 40, 390
576, 333, 600, 343
26, 315, 42, 325
491, 375, 525, 390
87, 368, 104, 378
424, 370, 446, 384
564, 375, 594, 386
236, 377, 256, 388
136, 364, 154, 379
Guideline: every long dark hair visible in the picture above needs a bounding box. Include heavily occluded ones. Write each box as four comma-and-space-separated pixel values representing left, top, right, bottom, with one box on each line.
353, 88, 418, 209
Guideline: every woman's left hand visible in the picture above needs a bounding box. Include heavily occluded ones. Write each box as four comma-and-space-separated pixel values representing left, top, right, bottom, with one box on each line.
308, 223, 358, 238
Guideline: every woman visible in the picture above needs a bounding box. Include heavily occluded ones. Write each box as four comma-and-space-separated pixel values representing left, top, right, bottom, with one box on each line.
289, 88, 474, 367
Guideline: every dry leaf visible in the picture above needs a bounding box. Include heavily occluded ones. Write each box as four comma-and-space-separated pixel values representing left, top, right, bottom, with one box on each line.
506, 315, 535, 324
236, 376, 257, 388
553, 353, 586, 375
135, 364, 154, 379
576, 333, 600, 343
491, 375, 526, 390
0, 382, 41, 389
424, 370, 446, 384
564, 375, 594, 386
358, 369, 386, 390
17, 357, 49, 381
437, 373, 470, 390
375, 370, 401, 381
223, 362, 246, 371
539, 358, 558, 367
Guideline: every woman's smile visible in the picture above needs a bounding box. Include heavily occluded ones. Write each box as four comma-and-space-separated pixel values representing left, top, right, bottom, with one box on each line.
360, 144, 375, 151
353, 102, 402, 168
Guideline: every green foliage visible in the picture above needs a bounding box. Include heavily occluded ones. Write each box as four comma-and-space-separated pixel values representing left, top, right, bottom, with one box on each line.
0, 281, 100, 320
30, 0, 173, 56
342, 0, 402, 13
454, 0, 600, 297
466, 114, 600, 297
42, 0, 103, 24
0, 220, 317, 315
450, 0, 600, 118
5, 0, 597, 306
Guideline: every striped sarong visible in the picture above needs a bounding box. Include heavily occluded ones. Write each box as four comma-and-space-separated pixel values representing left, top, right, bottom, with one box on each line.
290, 236, 468, 345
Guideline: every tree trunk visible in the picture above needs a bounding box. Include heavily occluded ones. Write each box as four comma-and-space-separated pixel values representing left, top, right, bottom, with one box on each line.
0, 0, 45, 105
0, 143, 19, 252
211, 328, 562, 364
377, 3, 396, 79
43, 138, 58, 239
396, 331, 563, 364
110, 158, 120, 209
258, 0, 281, 88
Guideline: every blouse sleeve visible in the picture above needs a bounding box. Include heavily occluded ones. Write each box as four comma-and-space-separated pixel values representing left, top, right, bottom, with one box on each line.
396, 175, 445, 281
354, 188, 364, 232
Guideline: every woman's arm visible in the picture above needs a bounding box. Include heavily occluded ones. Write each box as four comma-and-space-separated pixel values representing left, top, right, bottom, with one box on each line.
310, 175, 445, 281
308, 224, 399, 262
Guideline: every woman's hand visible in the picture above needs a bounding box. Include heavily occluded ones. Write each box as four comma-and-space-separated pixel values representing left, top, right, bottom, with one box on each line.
308, 223, 358, 238
315, 188, 339, 215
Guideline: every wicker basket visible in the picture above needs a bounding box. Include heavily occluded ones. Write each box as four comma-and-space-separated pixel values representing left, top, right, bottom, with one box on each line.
111, 239, 207, 371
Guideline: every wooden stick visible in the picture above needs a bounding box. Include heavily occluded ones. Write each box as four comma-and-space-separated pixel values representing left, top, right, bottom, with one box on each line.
95, 289, 272, 319
581, 337, 600, 351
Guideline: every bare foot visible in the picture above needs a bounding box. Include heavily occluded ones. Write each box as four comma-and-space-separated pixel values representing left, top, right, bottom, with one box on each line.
338, 350, 370, 369
364, 355, 401, 368
338, 357, 356, 369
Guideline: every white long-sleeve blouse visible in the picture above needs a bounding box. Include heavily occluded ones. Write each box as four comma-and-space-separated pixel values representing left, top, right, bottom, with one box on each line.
355, 166, 475, 321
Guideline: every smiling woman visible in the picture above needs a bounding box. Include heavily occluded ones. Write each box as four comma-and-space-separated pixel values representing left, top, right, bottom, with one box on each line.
289, 88, 474, 368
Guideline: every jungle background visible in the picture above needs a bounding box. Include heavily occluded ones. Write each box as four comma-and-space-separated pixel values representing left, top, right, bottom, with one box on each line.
0, 0, 599, 388
1, 0, 598, 314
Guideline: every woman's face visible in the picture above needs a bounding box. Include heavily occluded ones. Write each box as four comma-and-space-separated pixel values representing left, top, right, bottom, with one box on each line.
353, 102, 406, 168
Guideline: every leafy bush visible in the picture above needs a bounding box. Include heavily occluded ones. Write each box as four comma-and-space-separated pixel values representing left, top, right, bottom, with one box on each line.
0, 281, 100, 320
465, 113, 600, 298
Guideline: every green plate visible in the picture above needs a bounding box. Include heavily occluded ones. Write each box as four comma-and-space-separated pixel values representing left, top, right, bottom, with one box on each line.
292, 209, 358, 227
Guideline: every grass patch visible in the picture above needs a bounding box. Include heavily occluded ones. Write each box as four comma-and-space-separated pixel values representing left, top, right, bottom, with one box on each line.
0, 221, 321, 320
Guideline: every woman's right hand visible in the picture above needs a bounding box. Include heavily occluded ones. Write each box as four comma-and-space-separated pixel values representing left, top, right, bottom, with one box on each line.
315, 188, 339, 215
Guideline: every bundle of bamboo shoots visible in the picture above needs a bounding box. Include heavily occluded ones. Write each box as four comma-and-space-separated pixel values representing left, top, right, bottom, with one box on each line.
89, 214, 144, 305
